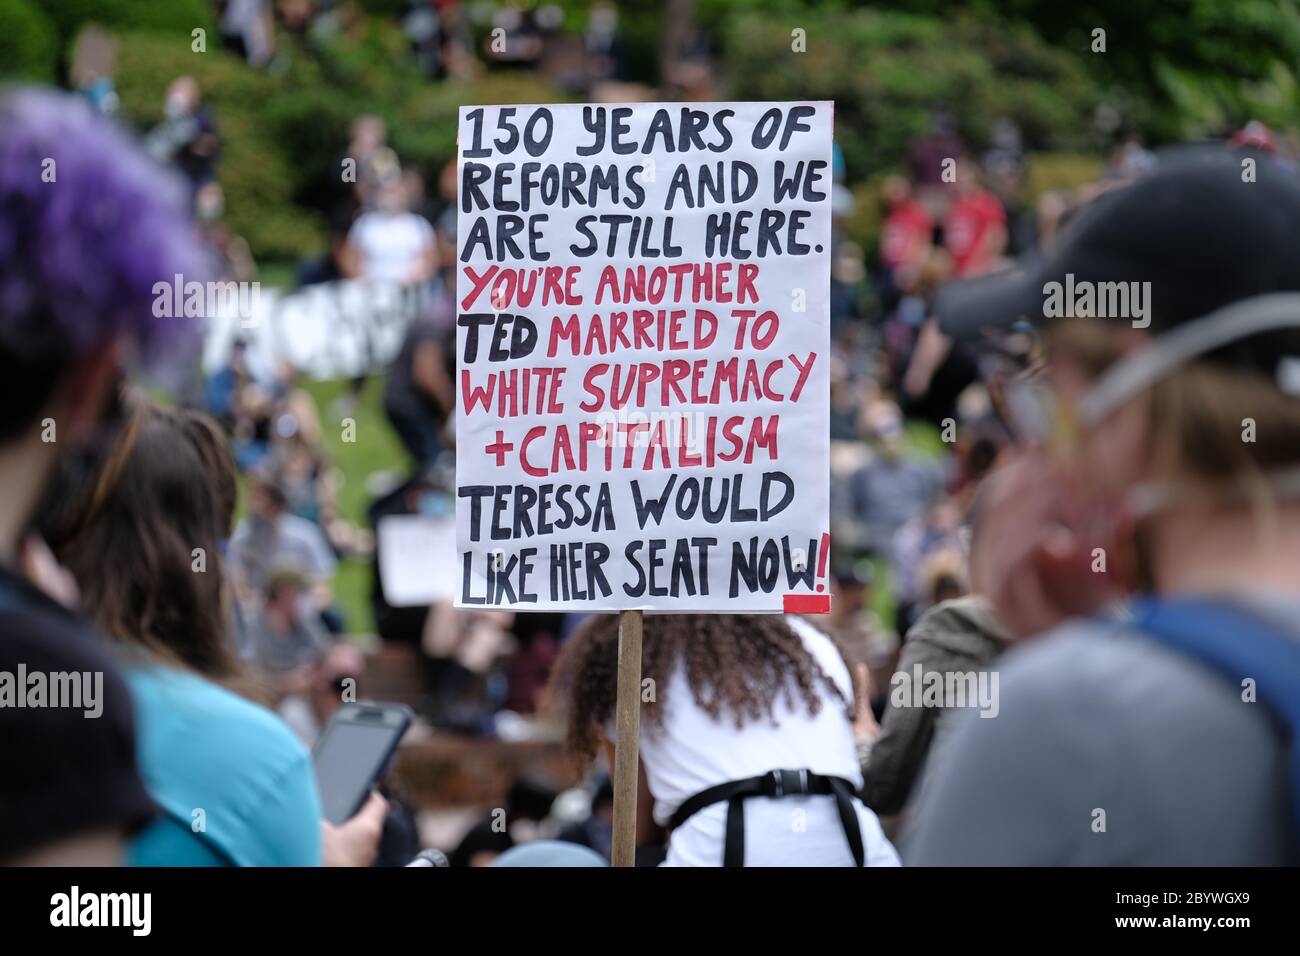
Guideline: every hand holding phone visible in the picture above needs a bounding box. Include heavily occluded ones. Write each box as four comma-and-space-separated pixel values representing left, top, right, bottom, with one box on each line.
321, 791, 389, 867
312, 702, 412, 826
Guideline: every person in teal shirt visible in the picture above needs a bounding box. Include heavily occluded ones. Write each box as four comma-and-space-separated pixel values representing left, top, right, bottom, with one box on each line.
126, 664, 322, 866
44, 401, 345, 866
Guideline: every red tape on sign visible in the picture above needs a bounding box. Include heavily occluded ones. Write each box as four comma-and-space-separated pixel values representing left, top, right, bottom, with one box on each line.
783, 593, 830, 614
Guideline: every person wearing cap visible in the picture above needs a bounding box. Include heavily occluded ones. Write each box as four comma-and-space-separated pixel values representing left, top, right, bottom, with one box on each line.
823, 559, 898, 713
228, 466, 338, 620
246, 559, 332, 689
0, 89, 208, 863
904, 145, 1300, 865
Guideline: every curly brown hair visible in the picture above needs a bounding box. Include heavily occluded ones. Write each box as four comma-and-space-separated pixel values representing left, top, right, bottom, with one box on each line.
547, 614, 855, 767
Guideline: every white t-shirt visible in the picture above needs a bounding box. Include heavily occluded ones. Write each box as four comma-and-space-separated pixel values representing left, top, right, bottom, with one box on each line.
627, 615, 900, 867
347, 211, 435, 283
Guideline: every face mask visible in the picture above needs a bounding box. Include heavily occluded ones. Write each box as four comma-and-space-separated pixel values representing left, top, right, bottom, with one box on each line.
417, 491, 448, 517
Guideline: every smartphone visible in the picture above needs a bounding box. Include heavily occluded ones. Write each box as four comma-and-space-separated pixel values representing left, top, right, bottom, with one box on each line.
312, 702, 412, 825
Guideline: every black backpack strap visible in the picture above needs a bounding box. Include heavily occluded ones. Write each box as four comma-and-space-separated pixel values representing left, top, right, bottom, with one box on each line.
827, 776, 866, 867
1130, 597, 1300, 852
671, 777, 764, 830
671, 769, 866, 867
724, 795, 745, 867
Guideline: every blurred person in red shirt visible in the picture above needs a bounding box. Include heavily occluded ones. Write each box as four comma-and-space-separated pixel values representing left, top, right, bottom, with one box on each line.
879, 175, 934, 276
942, 161, 1007, 277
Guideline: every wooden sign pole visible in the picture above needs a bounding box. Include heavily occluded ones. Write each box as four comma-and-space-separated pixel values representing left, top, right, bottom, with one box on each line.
610, 608, 644, 867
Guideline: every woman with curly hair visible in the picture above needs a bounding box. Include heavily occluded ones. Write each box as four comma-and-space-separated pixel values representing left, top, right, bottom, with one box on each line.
549, 613, 899, 867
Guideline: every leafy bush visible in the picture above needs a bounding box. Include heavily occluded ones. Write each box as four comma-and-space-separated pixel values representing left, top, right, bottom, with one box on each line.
110, 23, 570, 263
270, 23, 573, 211
1023, 153, 1106, 200
42, 0, 215, 44
723, 9, 1104, 181
353, 0, 409, 18
0, 0, 58, 83
112, 31, 310, 261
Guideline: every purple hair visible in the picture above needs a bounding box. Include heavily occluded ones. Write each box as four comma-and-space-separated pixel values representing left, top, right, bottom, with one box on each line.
0, 88, 211, 364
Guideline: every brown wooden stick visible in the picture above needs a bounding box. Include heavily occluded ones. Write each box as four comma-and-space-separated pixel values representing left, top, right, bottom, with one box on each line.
610, 608, 644, 867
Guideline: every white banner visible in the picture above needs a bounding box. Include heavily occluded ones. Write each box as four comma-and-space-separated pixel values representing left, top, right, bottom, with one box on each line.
203, 278, 419, 381
455, 102, 833, 612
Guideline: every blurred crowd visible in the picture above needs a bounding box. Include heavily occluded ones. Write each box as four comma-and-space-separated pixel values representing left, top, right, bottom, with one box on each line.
4, 1, 1299, 870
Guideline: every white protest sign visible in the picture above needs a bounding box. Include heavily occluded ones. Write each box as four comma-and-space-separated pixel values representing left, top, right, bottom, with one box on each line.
202, 279, 419, 381
377, 514, 459, 607
455, 102, 832, 612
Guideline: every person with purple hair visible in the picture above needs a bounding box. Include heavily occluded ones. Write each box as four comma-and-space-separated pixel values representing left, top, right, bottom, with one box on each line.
0, 89, 382, 867
0, 88, 204, 865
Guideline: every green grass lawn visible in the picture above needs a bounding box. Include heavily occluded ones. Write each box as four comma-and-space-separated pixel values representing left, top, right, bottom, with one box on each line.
301, 376, 409, 634
252, 260, 409, 634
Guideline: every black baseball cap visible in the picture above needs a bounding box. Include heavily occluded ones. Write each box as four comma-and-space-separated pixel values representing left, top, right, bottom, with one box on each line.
935, 145, 1300, 387
831, 560, 875, 588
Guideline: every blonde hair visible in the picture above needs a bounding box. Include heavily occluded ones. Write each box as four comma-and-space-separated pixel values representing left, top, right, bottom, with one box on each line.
1048, 316, 1300, 507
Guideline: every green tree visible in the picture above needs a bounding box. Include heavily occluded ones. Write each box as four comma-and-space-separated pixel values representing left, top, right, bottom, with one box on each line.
874, 0, 1300, 138
42, 0, 215, 43
724, 8, 1104, 179
0, 0, 58, 83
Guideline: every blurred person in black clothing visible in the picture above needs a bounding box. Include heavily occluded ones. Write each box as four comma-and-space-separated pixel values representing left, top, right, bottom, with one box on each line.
0, 585, 156, 865
384, 314, 454, 469
449, 778, 557, 867
556, 776, 615, 862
